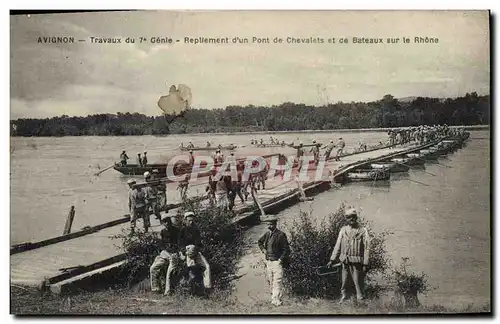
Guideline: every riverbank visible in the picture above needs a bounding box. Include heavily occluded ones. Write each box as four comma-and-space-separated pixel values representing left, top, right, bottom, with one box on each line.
10, 285, 490, 315
10, 125, 489, 138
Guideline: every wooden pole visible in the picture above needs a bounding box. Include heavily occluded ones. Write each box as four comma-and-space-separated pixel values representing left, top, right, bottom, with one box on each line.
94, 164, 115, 176
63, 206, 75, 235
296, 177, 313, 201
250, 186, 266, 221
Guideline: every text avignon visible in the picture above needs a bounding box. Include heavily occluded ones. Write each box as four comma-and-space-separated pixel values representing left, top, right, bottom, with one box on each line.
37, 37, 75, 43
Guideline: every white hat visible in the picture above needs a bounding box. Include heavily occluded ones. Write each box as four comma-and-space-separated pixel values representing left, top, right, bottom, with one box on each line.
143, 171, 151, 178
263, 215, 278, 223
127, 179, 136, 185
345, 208, 358, 217
184, 211, 195, 219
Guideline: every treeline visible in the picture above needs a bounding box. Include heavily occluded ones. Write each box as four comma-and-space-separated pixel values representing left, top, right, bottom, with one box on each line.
11, 92, 489, 136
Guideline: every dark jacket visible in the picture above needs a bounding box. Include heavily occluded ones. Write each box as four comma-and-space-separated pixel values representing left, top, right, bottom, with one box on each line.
258, 229, 290, 262
160, 224, 179, 252
178, 225, 203, 252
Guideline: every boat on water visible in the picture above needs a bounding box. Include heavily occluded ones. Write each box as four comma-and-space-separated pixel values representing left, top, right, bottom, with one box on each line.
251, 143, 291, 148
346, 169, 390, 182
391, 156, 424, 166
179, 145, 238, 151
369, 162, 410, 173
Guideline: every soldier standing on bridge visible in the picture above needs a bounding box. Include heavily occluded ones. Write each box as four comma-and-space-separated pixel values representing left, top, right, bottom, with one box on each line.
137, 153, 143, 167
143, 171, 160, 221
323, 140, 336, 160
310, 140, 320, 165
142, 151, 148, 166
335, 138, 345, 161
127, 179, 150, 232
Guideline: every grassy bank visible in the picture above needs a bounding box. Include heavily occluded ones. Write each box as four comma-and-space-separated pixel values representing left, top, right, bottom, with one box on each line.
10, 285, 490, 315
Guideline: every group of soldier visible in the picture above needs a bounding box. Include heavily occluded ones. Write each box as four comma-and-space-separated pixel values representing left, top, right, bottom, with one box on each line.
119, 150, 148, 167
127, 170, 166, 232
149, 210, 212, 296
258, 207, 370, 306
386, 124, 461, 147
251, 136, 287, 147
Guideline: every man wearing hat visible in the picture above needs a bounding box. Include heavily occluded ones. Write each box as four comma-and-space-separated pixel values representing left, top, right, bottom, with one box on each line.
143, 172, 160, 221
142, 151, 148, 166
119, 150, 129, 166
178, 211, 203, 255
213, 149, 224, 165
327, 208, 370, 302
323, 140, 336, 160
335, 138, 345, 161
127, 179, 149, 232
309, 140, 320, 165
150, 215, 182, 295
258, 216, 290, 306
136, 153, 143, 167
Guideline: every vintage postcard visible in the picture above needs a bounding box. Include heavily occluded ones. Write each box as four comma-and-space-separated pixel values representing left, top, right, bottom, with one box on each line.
9, 10, 490, 315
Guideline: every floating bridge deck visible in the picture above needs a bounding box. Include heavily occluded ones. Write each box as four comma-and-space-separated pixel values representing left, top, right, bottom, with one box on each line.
10, 139, 452, 293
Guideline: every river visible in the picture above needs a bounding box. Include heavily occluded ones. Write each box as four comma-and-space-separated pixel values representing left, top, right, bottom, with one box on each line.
10, 130, 490, 308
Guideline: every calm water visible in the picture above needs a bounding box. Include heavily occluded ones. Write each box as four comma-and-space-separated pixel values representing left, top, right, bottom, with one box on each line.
10, 130, 490, 307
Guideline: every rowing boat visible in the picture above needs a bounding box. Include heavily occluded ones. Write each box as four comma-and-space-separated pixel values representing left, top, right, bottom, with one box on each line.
346, 169, 391, 182
370, 162, 410, 173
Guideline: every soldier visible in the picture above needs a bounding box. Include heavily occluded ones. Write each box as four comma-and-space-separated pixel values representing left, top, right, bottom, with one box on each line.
137, 153, 143, 167
327, 208, 370, 302
143, 171, 160, 221
310, 140, 320, 165
213, 149, 224, 165
142, 151, 148, 166
119, 150, 129, 166
188, 150, 195, 166
323, 140, 336, 160
150, 215, 182, 295
127, 178, 150, 232
152, 169, 168, 213
335, 138, 345, 161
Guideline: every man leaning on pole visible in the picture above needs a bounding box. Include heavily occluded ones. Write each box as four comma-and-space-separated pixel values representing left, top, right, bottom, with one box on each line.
327, 208, 370, 302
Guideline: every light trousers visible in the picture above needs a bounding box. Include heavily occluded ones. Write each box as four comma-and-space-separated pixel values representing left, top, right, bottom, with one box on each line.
265, 260, 283, 305
150, 250, 182, 294
341, 262, 365, 300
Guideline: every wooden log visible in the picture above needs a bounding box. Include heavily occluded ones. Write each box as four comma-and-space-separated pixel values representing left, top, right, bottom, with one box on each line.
63, 206, 75, 235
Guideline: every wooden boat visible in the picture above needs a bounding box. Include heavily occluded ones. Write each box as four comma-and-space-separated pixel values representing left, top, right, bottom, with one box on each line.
180, 145, 237, 151
251, 143, 291, 148
418, 149, 439, 160
390, 156, 425, 166
346, 169, 390, 182
370, 162, 410, 173
113, 162, 204, 177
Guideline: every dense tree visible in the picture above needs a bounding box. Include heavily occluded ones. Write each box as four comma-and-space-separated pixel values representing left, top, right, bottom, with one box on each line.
10, 93, 490, 136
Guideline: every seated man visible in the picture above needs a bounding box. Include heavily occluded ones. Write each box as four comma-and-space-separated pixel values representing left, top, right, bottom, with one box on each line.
150, 216, 182, 295
183, 244, 212, 296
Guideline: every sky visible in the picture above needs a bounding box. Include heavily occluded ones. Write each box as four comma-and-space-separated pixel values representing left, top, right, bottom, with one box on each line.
9, 10, 490, 119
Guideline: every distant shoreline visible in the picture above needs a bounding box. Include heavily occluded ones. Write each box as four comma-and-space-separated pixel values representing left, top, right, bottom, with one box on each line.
10, 124, 490, 138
